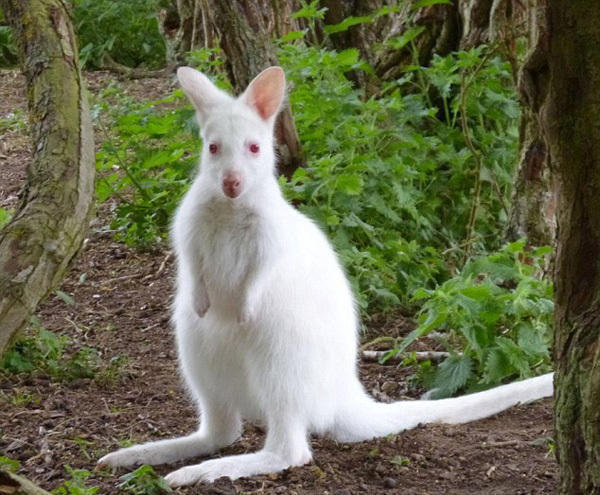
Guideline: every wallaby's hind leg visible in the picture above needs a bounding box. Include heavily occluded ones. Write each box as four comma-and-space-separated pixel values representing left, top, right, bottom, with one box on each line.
164, 415, 311, 486
97, 401, 241, 469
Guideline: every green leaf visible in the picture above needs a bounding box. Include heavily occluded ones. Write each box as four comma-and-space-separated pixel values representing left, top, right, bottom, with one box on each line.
517, 322, 550, 357
483, 348, 513, 384
326, 215, 340, 226
460, 285, 491, 301
324, 16, 372, 34
506, 239, 526, 254
533, 246, 552, 257
413, 0, 452, 7
336, 48, 360, 67
411, 288, 431, 301
0, 207, 12, 229
336, 174, 363, 195
372, 287, 400, 304
390, 455, 411, 466
0, 456, 21, 473
280, 30, 306, 42
55, 290, 75, 306
433, 354, 473, 396
291, 0, 326, 20
118, 465, 172, 495
386, 26, 426, 50
496, 336, 531, 377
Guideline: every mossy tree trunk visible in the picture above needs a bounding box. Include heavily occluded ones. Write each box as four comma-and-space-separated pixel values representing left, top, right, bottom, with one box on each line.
543, 1, 600, 493
506, 0, 554, 246
0, 0, 95, 357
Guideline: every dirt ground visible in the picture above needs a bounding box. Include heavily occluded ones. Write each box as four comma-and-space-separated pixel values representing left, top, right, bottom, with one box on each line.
0, 69, 557, 494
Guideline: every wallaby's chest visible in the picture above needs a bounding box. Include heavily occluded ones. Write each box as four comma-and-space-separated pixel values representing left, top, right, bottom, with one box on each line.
196, 205, 264, 288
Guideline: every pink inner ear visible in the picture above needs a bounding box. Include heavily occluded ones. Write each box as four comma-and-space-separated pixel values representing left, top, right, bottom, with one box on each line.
246, 68, 285, 121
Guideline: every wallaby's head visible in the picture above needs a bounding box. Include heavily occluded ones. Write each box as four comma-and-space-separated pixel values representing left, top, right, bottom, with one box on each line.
177, 66, 286, 201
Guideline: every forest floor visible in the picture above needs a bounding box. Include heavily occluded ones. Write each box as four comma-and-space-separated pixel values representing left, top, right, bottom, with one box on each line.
0, 69, 557, 494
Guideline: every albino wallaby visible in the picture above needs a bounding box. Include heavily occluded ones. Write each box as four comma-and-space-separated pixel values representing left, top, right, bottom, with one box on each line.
97, 66, 554, 487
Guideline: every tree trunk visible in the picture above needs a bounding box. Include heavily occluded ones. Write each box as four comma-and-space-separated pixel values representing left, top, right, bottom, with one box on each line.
160, 0, 215, 64
0, 0, 95, 357
368, 0, 523, 82
506, 0, 554, 246
544, 1, 600, 493
374, 1, 460, 81
206, 0, 303, 177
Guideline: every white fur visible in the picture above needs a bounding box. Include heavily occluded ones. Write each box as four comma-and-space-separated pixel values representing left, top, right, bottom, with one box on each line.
97, 66, 554, 487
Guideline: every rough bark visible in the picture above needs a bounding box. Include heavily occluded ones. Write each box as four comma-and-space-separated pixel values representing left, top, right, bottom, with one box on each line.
0, 470, 51, 495
374, 1, 460, 81
207, 0, 303, 177
172, 0, 299, 57
0, 0, 95, 357
322, 0, 397, 87
544, 1, 600, 493
362, 0, 522, 82
506, 0, 554, 246
161, 0, 215, 64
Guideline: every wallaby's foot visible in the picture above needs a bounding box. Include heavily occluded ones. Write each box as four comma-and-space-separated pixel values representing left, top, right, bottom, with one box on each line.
96, 433, 218, 469
164, 450, 311, 487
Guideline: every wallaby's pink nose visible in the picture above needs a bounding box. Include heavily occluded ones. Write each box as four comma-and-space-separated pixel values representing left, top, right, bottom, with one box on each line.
222, 172, 242, 198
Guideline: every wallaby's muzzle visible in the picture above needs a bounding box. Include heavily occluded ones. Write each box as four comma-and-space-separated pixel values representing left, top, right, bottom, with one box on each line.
222, 171, 242, 198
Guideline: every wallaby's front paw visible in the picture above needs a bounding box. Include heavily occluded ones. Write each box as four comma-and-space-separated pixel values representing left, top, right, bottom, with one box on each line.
194, 293, 210, 317
238, 291, 260, 324
237, 304, 254, 325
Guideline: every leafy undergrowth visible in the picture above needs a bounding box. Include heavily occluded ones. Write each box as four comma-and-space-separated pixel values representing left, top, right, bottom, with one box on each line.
391, 240, 553, 397
1, 315, 125, 385
72, 0, 166, 69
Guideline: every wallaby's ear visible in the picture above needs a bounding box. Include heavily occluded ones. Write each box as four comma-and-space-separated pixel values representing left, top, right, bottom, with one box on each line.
177, 67, 230, 124
241, 66, 286, 123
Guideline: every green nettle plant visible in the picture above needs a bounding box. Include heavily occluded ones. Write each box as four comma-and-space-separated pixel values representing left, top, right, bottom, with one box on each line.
1, 317, 107, 382
72, 0, 166, 68
391, 240, 553, 397
118, 465, 172, 495
279, 42, 520, 309
94, 94, 199, 247
0, 24, 17, 67
52, 466, 99, 495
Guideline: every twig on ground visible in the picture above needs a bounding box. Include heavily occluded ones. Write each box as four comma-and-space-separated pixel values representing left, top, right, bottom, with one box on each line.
360, 335, 398, 351
361, 350, 450, 363
142, 250, 172, 280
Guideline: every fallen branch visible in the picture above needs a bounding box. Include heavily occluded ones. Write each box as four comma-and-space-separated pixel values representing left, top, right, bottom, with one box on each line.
100, 54, 174, 80
362, 350, 450, 363
0, 470, 51, 495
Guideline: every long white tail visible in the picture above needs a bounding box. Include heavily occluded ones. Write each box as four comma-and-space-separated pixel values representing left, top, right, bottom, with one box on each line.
333, 372, 554, 442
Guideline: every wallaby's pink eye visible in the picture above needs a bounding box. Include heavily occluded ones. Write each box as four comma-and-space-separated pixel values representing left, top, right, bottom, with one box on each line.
209, 143, 219, 154
249, 143, 260, 154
